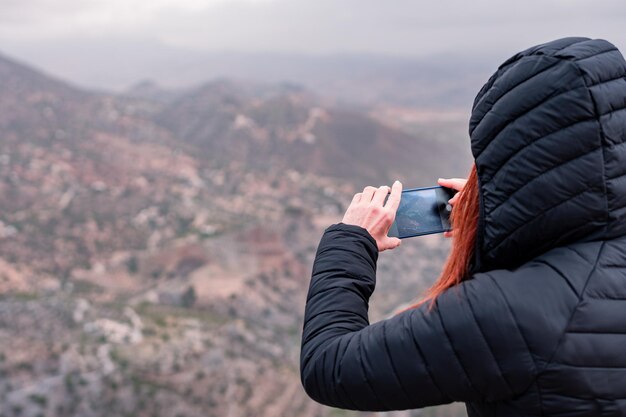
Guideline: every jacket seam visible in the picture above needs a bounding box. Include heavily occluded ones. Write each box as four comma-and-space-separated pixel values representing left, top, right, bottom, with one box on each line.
485, 273, 540, 403
482, 84, 626, 184
584, 296, 626, 301
608, 170, 626, 182
471, 39, 599, 153
485, 273, 540, 372
535, 241, 606, 414
473, 58, 572, 158
481, 85, 626, 185
307, 308, 369, 322
316, 246, 376, 270
462, 283, 515, 398
471, 56, 564, 139
381, 321, 414, 404
434, 298, 484, 399
319, 349, 331, 404
307, 284, 369, 305
480, 112, 595, 184
553, 362, 626, 369
567, 246, 593, 263
479, 70, 621, 165
308, 269, 374, 303
571, 59, 610, 233
301, 318, 366, 351
532, 260, 579, 297
406, 310, 449, 401
356, 331, 388, 408
554, 393, 626, 401
485, 182, 601, 254
335, 336, 359, 409
485, 143, 602, 222
472, 42, 614, 154
574, 48, 619, 62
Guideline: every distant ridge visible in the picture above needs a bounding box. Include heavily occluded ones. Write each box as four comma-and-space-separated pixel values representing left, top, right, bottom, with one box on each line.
0, 50, 85, 97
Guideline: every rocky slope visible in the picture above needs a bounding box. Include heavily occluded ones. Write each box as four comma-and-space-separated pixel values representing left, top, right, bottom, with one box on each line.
0, 53, 472, 417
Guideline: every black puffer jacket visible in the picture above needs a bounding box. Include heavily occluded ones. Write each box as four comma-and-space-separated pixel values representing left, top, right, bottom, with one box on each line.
300, 37, 626, 416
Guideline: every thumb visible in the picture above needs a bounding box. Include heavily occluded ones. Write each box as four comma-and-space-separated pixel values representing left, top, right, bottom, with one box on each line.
448, 192, 461, 206
438, 177, 466, 192
379, 237, 401, 251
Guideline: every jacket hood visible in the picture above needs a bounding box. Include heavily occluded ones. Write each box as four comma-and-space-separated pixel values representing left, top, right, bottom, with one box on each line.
469, 37, 626, 272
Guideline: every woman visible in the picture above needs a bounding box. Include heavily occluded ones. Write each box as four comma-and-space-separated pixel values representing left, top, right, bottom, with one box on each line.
300, 37, 626, 416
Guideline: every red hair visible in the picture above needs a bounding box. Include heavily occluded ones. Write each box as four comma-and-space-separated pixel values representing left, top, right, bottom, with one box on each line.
397, 164, 480, 313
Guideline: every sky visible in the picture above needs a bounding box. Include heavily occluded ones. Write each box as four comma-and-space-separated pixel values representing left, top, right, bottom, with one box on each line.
1, 0, 625, 91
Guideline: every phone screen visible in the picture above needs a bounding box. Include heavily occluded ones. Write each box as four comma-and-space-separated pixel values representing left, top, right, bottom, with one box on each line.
387, 186, 456, 239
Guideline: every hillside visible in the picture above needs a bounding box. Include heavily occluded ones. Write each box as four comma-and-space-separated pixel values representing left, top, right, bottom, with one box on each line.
0, 53, 469, 417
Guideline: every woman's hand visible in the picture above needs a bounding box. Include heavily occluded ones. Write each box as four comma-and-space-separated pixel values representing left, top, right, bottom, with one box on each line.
437, 177, 467, 238
341, 181, 403, 252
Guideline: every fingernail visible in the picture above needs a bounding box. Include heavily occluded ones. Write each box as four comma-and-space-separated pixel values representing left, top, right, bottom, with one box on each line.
438, 178, 444, 182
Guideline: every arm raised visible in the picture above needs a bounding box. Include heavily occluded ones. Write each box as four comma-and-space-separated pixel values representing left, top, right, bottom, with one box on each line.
300, 223, 537, 411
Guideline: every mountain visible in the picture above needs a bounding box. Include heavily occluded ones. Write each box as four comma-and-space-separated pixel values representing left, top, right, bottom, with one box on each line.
155, 79, 453, 185
0, 52, 89, 142
0, 52, 468, 417
1, 40, 495, 108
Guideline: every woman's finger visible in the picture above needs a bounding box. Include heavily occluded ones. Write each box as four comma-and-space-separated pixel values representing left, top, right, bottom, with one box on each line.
384, 180, 402, 211
371, 185, 391, 206
361, 186, 377, 203
379, 236, 401, 251
448, 192, 461, 206
352, 192, 362, 204
438, 177, 467, 192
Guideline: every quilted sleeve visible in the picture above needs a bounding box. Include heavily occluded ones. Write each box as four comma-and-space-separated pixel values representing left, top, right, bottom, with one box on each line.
300, 223, 538, 411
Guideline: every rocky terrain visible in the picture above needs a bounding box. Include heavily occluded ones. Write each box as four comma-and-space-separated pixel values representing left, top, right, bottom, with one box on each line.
0, 52, 472, 417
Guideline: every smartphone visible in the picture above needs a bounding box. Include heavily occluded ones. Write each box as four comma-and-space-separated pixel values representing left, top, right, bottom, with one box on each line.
387, 186, 457, 239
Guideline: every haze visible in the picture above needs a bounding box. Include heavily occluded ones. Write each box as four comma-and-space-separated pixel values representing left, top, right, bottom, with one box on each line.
1, 0, 625, 94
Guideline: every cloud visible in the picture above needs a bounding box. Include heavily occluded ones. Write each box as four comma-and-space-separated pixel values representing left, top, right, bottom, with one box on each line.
0, 0, 276, 39
0, 0, 625, 57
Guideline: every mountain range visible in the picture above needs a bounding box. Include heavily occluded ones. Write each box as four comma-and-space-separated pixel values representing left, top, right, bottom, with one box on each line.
0, 51, 471, 417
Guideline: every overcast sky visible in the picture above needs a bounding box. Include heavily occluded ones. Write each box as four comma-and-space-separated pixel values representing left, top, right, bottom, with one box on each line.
1, 0, 625, 91
2, 0, 625, 55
